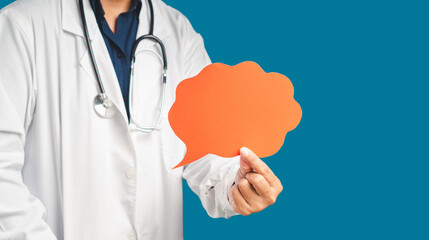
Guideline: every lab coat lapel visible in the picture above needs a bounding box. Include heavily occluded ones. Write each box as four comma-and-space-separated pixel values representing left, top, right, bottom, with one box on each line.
62, 0, 129, 123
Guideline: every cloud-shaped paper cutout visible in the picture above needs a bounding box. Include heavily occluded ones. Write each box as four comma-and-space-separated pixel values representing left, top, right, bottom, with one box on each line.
169, 61, 302, 168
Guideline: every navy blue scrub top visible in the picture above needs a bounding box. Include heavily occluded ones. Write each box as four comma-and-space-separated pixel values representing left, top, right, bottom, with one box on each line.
90, 0, 142, 119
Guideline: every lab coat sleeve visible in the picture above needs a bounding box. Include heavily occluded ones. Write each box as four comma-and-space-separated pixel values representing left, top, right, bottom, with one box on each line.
183, 155, 240, 219
179, 15, 240, 219
0, 13, 58, 239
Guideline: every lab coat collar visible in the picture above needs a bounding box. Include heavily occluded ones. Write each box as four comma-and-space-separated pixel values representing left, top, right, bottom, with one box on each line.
62, 0, 98, 40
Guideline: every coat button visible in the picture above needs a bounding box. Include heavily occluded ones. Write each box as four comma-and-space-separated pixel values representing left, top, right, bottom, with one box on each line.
126, 168, 136, 180
128, 231, 137, 240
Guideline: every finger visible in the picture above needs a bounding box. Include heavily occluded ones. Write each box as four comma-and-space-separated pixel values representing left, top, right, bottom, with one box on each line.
230, 185, 251, 216
240, 153, 252, 174
235, 170, 244, 186
235, 158, 249, 185
237, 178, 261, 206
240, 147, 277, 185
245, 172, 271, 197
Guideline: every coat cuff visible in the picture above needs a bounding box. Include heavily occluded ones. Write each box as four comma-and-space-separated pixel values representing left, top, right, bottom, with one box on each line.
215, 165, 239, 218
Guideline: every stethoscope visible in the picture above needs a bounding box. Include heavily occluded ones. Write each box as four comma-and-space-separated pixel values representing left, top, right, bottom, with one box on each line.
78, 0, 167, 133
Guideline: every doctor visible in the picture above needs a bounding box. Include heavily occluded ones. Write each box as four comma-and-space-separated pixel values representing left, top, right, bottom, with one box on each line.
0, 0, 283, 239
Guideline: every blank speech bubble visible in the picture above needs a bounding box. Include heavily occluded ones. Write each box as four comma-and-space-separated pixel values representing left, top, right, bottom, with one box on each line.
169, 61, 302, 169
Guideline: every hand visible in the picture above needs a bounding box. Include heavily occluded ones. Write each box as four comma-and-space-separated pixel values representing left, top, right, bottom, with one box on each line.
228, 147, 283, 216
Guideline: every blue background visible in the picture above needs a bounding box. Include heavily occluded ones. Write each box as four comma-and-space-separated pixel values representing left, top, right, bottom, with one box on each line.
1, 0, 428, 239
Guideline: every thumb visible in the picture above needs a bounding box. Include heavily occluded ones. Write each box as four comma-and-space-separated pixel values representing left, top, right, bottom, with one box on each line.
240, 147, 252, 174
235, 147, 253, 184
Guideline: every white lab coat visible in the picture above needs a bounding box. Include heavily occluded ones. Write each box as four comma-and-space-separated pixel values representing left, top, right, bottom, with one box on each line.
0, 0, 239, 239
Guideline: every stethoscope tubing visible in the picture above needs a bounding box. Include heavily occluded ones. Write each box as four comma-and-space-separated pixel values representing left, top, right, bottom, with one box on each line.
78, 0, 107, 98
79, 0, 168, 132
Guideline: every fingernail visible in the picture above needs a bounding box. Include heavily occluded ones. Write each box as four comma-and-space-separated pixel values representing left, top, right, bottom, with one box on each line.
240, 147, 249, 157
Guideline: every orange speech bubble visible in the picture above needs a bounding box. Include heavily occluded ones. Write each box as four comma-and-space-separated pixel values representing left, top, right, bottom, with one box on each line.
169, 61, 302, 169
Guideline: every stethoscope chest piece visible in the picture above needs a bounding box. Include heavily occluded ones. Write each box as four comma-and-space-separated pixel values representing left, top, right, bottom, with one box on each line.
93, 94, 116, 118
